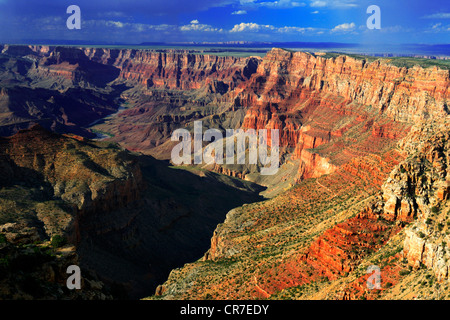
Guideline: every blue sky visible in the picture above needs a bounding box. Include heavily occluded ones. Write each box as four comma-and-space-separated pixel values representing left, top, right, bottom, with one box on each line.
0, 0, 448, 46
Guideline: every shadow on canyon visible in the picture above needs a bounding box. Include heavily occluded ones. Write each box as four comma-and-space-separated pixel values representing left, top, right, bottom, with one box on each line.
76, 154, 266, 299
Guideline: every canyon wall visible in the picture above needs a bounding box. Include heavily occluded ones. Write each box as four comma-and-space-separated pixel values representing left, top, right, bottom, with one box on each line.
1, 45, 450, 299
147, 49, 450, 300
85, 47, 261, 91
19, 45, 261, 91
0, 124, 144, 243
236, 48, 448, 150
238, 48, 449, 122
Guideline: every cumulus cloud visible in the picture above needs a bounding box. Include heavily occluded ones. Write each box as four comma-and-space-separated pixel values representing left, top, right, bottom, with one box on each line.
277, 26, 318, 33
260, 0, 306, 8
310, 1, 326, 7
230, 22, 275, 32
331, 22, 355, 32
180, 20, 222, 32
230, 22, 321, 34
85, 20, 176, 32
309, 0, 357, 8
106, 21, 125, 28
232, 10, 247, 14
240, 0, 306, 9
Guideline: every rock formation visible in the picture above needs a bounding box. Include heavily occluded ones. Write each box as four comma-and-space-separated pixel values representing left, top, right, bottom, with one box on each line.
0, 45, 449, 300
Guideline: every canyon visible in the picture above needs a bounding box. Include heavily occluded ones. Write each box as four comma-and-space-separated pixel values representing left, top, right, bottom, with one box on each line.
0, 44, 448, 299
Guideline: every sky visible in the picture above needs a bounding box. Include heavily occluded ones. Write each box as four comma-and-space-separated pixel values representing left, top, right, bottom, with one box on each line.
0, 0, 448, 47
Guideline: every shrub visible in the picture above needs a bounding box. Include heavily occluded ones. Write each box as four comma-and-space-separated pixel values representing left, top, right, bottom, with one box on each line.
51, 235, 67, 248
399, 270, 410, 276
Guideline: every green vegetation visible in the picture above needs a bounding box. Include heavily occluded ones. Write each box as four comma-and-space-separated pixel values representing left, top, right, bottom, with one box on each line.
50, 235, 67, 248
399, 270, 410, 276
319, 52, 450, 71
387, 56, 450, 71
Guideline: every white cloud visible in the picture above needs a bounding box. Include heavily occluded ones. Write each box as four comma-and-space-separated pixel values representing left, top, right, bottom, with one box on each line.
310, 1, 326, 7
240, 0, 306, 9
424, 22, 450, 33
230, 22, 321, 34
309, 0, 357, 8
422, 13, 450, 19
277, 26, 318, 33
84, 20, 177, 33
106, 21, 124, 28
260, 0, 306, 8
230, 22, 275, 32
432, 23, 442, 29
181, 20, 221, 32
311, 10, 319, 14
232, 10, 248, 14
331, 22, 355, 32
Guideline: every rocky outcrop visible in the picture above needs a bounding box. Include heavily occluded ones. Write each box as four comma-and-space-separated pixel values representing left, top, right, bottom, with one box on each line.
231, 48, 445, 182
394, 127, 450, 281
0, 125, 147, 299
403, 229, 449, 281
336, 121, 450, 294
300, 212, 401, 281
0, 124, 144, 244
0, 238, 114, 300
237, 49, 448, 123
